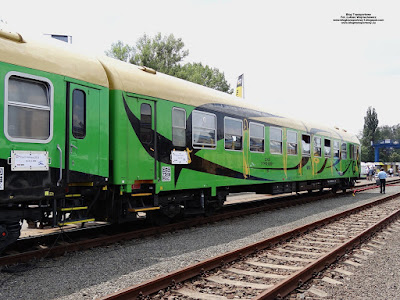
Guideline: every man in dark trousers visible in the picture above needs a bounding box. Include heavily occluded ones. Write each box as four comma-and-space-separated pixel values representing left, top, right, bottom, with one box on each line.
377, 168, 387, 194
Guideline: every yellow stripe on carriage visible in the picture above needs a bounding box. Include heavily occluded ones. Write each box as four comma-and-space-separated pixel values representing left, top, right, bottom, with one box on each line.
127, 207, 160, 213
58, 218, 95, 226
60, 206, 88, 212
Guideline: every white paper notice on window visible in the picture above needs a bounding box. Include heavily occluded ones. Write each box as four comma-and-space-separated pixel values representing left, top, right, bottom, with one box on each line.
0, 167, 4, 190
10, 150, 49, 171
171, 150, 188, 164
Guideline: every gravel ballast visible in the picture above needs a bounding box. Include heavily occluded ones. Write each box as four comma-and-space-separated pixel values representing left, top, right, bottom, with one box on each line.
1, 184, 400, 300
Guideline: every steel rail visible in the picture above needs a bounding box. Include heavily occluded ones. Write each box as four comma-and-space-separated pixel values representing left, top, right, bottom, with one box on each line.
255, 196, 400, 299
99, 192, 400, 300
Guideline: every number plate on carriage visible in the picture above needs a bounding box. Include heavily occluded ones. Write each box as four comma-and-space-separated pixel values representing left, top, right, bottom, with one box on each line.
9, 150, 49, 171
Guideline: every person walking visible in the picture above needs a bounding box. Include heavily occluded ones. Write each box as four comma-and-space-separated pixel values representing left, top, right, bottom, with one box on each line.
377, 168, 387, 194
368, 167, 374, 181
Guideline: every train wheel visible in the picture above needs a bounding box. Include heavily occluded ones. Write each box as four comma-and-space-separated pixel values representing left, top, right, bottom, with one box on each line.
146, 210, 171, 226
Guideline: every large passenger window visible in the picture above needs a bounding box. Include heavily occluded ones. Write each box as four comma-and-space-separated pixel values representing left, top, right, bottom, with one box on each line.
333, 140, 340, 158
72, 89, 86, 139
270, 127, 282, 154
301, 134, 311, 156
140, 103, 153, 145
287, 130, 298, 155
225, 117, 243, 151
324, 139, 331, 157
249, 122, 264, 152
172, 107, 186, 147
314, 136, 321, 157
192, 110, 216, 149
5, 72, 53, 142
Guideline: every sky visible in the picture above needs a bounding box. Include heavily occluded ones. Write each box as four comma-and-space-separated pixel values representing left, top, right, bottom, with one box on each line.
2, 0, 399, 136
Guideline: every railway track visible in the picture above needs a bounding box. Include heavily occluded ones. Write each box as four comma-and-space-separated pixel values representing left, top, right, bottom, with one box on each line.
1, 179, 398, 268
99, 191, 400, 300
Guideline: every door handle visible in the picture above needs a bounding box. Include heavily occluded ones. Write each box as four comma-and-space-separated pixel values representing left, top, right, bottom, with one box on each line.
70, 144, 78, 153
57, 144, 62, 186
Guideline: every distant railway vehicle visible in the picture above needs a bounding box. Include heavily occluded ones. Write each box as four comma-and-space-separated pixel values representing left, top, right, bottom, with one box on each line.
0, 29, 360, 250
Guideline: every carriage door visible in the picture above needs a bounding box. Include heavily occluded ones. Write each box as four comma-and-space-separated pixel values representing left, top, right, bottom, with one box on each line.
68, 83, 101, 182
136, 98, 156, 180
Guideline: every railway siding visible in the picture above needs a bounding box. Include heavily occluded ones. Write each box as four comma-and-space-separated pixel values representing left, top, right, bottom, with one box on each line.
99, 194, 400, 299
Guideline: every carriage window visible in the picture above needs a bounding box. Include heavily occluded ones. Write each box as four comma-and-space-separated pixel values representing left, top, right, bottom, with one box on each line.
349, 144, 354, 160
270, 127, 282, 154
72, 89, 86, 139
333, 140, 340, 158
140, 103, 153, 145
324, 139, 331, 157
301, 134, 311, 156
353, 145, 357, 160
341, 142, 347, 159
225, 117, 243, 151
356, 145, 360, 160
249, 122, 264, 152
5, 72, 53, 142
192, 110, 216, 149
172, 107, 186, 147
287, 130, 298, 155
314, 136, 321, 157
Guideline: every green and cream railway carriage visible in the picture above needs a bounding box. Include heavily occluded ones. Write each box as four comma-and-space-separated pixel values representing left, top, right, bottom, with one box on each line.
0, 29, 360, 250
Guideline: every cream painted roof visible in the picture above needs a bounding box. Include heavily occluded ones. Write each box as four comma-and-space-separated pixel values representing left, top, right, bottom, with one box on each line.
0, 29, 109, 87
98, 56, 359, 144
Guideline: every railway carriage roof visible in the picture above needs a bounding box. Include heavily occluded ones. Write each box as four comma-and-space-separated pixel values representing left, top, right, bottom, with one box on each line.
0, 29, 109, 87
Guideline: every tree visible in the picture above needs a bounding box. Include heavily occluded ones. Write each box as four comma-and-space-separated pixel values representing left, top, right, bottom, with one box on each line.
104, 40, 132, 62
105, 33, 233, 93
129, 33, 189, 75
360, 107, 400, 162
375, 125, 400, 162
361, 106, 378, 162
175, 63, 233, 94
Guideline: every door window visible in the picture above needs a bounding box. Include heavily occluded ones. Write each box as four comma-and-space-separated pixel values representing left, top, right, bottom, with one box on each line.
72, 89, 86, 139
140, 103, 153, 145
